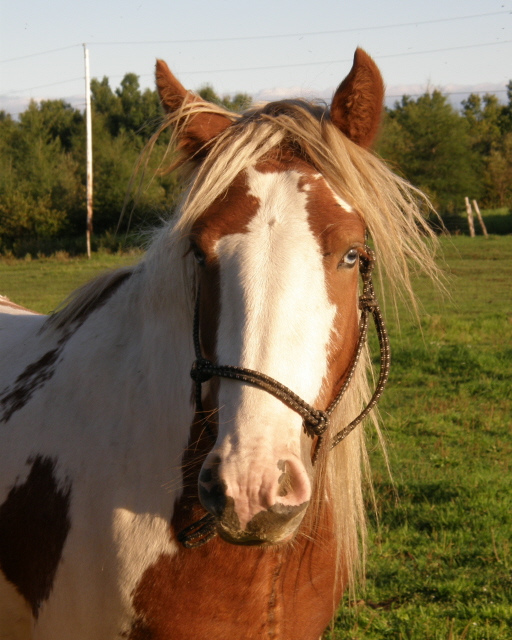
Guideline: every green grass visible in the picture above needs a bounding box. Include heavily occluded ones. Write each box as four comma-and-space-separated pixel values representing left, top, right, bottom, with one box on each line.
331, 236, 512, 639
0, 251, 140, 314
481, 207, 511, 216
447, 208, 512, 235
0, 236, 511, 638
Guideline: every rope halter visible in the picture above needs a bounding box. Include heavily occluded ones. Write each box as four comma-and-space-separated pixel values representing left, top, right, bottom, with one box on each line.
179, 245, 391, 548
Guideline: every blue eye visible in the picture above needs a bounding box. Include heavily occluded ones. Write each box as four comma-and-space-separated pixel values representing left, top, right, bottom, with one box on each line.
345, 249, 359, 264
339, 248, 359, 269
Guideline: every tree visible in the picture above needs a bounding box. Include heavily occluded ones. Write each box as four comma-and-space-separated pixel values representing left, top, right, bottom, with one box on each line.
91, 74, 162, 139
500, 80, 512, 134
377, 91, 481, 213
462, 93, 502, 157
0, 100, 83, 239
484, 133, 512, 207
198, 84, 251, 113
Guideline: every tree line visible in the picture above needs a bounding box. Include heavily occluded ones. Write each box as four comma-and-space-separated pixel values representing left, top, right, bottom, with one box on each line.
0, 73, 510, 252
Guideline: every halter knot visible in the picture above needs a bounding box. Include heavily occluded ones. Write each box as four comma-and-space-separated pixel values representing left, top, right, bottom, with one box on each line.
303, 410, 329, 437
190, 358, 215, 383
359, 294, 378, 310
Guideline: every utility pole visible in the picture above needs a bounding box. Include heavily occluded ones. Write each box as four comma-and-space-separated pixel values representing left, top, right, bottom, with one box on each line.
84, 45, 93, 258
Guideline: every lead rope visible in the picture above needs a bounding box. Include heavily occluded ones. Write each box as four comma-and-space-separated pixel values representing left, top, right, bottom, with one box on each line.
179, 246, 391, 548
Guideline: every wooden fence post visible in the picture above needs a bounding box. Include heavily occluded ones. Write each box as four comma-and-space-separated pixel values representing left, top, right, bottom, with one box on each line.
465, 197, 475, 237
472, 200, 489, 238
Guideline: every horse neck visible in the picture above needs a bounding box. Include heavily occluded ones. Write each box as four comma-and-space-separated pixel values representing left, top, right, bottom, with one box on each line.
51, 243, 196, 458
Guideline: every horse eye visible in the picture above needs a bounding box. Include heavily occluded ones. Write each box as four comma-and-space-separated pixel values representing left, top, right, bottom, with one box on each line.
339, 248, 359, 269
192, 246, 206, 266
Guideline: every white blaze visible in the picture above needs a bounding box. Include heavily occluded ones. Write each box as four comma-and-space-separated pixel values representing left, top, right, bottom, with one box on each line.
211, 167, 336, 524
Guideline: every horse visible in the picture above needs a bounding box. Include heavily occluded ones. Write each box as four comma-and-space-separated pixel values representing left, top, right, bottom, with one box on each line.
0, 49, 438, 639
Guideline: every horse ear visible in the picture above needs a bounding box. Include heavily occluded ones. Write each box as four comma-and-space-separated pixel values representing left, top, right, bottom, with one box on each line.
330, 48, 384, 148
155, 59, 232, 155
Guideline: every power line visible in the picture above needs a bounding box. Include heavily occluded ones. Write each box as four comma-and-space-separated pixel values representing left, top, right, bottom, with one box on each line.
3, 39, 511, 95
2, 85, 507, 115
141, 39, 512, 76
0, 44, 80, 64
3, 77, 85, 95
1, 10, 510, 64
386, 89, 508, 99
89, 10, 511, 46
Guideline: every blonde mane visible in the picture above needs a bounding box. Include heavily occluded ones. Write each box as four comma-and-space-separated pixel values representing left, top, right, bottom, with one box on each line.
147, 98, 440, 305
49, 96, 440, 592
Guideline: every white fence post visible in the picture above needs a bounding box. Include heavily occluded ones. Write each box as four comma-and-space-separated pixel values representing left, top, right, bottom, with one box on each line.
465, 197, 475, 237
472, 200, 489, 238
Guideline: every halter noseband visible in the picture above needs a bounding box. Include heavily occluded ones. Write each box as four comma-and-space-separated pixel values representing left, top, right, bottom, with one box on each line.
178, 245, 390, 548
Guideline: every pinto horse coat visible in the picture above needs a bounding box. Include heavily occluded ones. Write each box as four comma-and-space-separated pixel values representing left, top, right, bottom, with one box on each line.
0, 50, 436, 639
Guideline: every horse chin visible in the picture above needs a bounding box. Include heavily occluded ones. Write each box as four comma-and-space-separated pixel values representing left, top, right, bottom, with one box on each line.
214, 502, 308, 547
216, 523, 297, 547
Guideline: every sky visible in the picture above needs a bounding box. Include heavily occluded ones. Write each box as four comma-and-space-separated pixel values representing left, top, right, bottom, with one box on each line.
1, 0, 511, 117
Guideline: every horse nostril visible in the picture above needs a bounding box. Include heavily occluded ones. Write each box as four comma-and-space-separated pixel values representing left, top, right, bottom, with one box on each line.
199, 467, 214, 484
275, 458, 311, 507
277, 463, 292, 498
198, 479, 226, 518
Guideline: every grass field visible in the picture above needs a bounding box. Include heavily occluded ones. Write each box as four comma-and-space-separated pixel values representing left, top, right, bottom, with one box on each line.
0, 236, 511, 639
0, 251, 140, 314
333, 236, 512, 639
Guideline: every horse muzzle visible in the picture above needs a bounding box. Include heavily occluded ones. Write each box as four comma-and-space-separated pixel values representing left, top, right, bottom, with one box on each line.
198, 454, 311, 546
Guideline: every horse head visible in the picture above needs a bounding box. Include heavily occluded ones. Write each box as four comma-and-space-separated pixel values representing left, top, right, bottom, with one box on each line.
156, 50, 384, 546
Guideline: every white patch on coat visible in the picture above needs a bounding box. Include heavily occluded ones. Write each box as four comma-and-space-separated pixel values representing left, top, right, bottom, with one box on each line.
112, 509, 179, 628
211, 167, 336, 526
334, 194, 353, 212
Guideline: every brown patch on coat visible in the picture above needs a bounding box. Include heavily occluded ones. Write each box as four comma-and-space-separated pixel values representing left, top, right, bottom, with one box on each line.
0, 346, 63, 423
0, 455, 71, 617
330, 48, 385, 148
45, 268, 133, 333
190, 170, 260, 256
